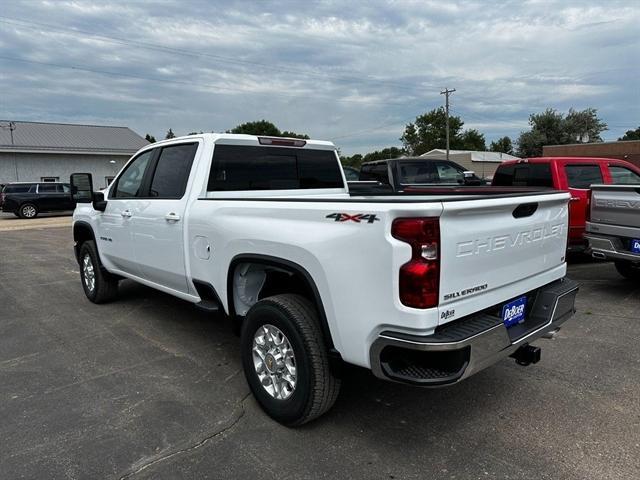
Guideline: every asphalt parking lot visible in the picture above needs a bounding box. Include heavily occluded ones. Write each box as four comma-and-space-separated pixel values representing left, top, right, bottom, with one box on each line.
1, 222, 639, 480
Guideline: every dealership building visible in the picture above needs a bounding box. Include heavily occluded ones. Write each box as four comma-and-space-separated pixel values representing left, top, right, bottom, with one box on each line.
0, 120, 148, 188
420, 149, 520, 179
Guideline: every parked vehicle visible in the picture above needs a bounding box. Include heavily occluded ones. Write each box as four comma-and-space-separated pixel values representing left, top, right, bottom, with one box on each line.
585, 184, 640, 279
359, 157, 484, 189
493, 157, 640, 250
342, 166, 360, 181
0, 182, 75, 218
70, 134, 578, 425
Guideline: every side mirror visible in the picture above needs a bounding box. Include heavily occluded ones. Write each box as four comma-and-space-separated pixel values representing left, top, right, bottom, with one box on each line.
71, 172, 108, 211
70, 173, 94, 203
92, 191, 107, 212
462, 170, 483, 186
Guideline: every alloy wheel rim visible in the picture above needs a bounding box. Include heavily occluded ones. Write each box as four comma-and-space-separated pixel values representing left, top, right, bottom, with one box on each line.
252, 324, 297, 400
23, 206, 36, 217
82, 254, 95, 292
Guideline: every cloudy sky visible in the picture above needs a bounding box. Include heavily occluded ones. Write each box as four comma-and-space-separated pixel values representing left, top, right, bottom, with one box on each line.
1, 0, 638, 154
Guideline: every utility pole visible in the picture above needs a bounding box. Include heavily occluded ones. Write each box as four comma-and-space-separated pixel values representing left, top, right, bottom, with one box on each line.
440, 88, 456, 160
1, 122, 18, 181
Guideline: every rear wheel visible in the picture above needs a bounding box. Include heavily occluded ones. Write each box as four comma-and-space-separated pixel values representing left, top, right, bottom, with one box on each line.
240, 294, 340, 426
79, 240, 119, 303
19, 203, 38, 219
614, 260, 640, 281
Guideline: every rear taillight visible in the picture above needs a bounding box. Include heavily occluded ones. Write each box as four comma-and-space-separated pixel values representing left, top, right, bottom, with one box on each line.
392, 217, 440, 309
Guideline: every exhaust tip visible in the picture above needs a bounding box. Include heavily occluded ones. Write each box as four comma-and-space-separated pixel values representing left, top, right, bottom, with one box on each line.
591, 251, 606, 260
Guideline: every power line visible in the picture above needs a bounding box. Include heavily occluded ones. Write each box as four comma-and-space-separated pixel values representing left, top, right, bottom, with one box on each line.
0, 55, 415, 108
0, 15, 435, 93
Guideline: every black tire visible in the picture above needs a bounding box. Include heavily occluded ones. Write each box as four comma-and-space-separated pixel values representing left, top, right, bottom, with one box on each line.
240, 294, 340, 426
614, 260, 640, 281
19, 203, 38, 219
79, 240, 119, 303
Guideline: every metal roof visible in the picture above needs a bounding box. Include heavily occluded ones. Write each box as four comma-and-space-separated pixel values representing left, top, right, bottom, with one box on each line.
420, 149, 520, 163
0, 120, 148, 155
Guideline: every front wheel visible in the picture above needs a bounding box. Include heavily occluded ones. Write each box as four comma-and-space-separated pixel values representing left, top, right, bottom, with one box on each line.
240, 294, 340, 426
79, 240, 119, 303
614, 260, 640, 281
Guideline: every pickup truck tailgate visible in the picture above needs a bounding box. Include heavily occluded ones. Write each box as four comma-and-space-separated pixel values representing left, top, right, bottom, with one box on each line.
439, 192, 569, 310
590, 185, 640, 228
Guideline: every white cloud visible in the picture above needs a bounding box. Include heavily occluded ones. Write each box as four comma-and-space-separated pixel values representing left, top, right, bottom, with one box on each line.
0, 0, 638, 153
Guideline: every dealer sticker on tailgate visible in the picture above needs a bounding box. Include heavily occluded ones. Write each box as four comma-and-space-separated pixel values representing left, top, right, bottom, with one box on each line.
502, 296, 527, 328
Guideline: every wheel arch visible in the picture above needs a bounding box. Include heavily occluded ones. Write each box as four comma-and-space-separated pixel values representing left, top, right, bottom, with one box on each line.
73, 221, 97, 263
227, 254, 337, 352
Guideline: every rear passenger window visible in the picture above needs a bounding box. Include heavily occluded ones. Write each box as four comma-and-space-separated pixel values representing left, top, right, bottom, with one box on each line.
609, 166, 640, 184
493, 164, 553, 187
565, 165, 603, 189
149, 143, 198, 198
39, 184, 57, 193
208, 145, 342, 191
359, 164, 390, 184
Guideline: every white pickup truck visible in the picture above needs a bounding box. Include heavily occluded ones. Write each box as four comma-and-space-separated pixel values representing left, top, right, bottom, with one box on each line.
70, 133, 578, 425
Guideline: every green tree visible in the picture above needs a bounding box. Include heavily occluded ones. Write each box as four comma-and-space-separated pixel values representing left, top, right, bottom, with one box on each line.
516, 108, 607, 157
362, 147, 406, 162
401, 107, 464, 156
400, 108, 487, 155
144, 133, 156, 143
457, 129, 486, 151
489, 136, 514, 155
340, 154, 363, 168
281, 130, 310, 139
165, 128, 176, 139
227, 120, 309, 139
618, 126, 640, 141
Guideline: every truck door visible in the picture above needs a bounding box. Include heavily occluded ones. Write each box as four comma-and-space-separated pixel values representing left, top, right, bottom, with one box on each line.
130, 142, 199, 294
98, 149, 155, 275
562, 163, 604, 245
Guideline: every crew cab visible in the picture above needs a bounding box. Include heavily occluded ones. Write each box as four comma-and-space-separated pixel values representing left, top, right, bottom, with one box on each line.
1, 182, 75, 218
585, 184, 640, 280
493, 157, 640, 250
70, 134, 578, 426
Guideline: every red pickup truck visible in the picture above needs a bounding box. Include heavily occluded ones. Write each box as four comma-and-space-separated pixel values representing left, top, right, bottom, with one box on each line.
492, 157, 640, 250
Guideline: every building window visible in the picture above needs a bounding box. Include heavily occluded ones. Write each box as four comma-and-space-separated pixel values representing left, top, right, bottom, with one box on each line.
41, 176, 59, 182
105, 176, 115, 187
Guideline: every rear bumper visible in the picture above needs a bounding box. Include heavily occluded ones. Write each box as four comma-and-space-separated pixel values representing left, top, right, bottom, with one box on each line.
369, 277, 579, 386
585, 233, 640, 262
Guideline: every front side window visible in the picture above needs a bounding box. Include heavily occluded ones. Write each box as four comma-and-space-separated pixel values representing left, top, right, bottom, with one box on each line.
149, 143, 198, 198
208, 145, 342, 191
113, 150, 154, 198
565, 164, 603, 189
609, 166, 640, 184
435, 162, 464, 183
57, 184, 71, 193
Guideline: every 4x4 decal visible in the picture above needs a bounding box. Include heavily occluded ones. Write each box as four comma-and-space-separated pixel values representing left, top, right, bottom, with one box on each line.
326, 213, 380, 224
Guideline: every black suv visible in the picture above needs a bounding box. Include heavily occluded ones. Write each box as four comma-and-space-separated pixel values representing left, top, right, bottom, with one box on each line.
0, 182, 75, 218
358, 157, 484, 190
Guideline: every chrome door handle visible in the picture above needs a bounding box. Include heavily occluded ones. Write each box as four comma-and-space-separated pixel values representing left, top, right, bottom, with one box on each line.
121, 210, 132, 218
165, 212, 181, 222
